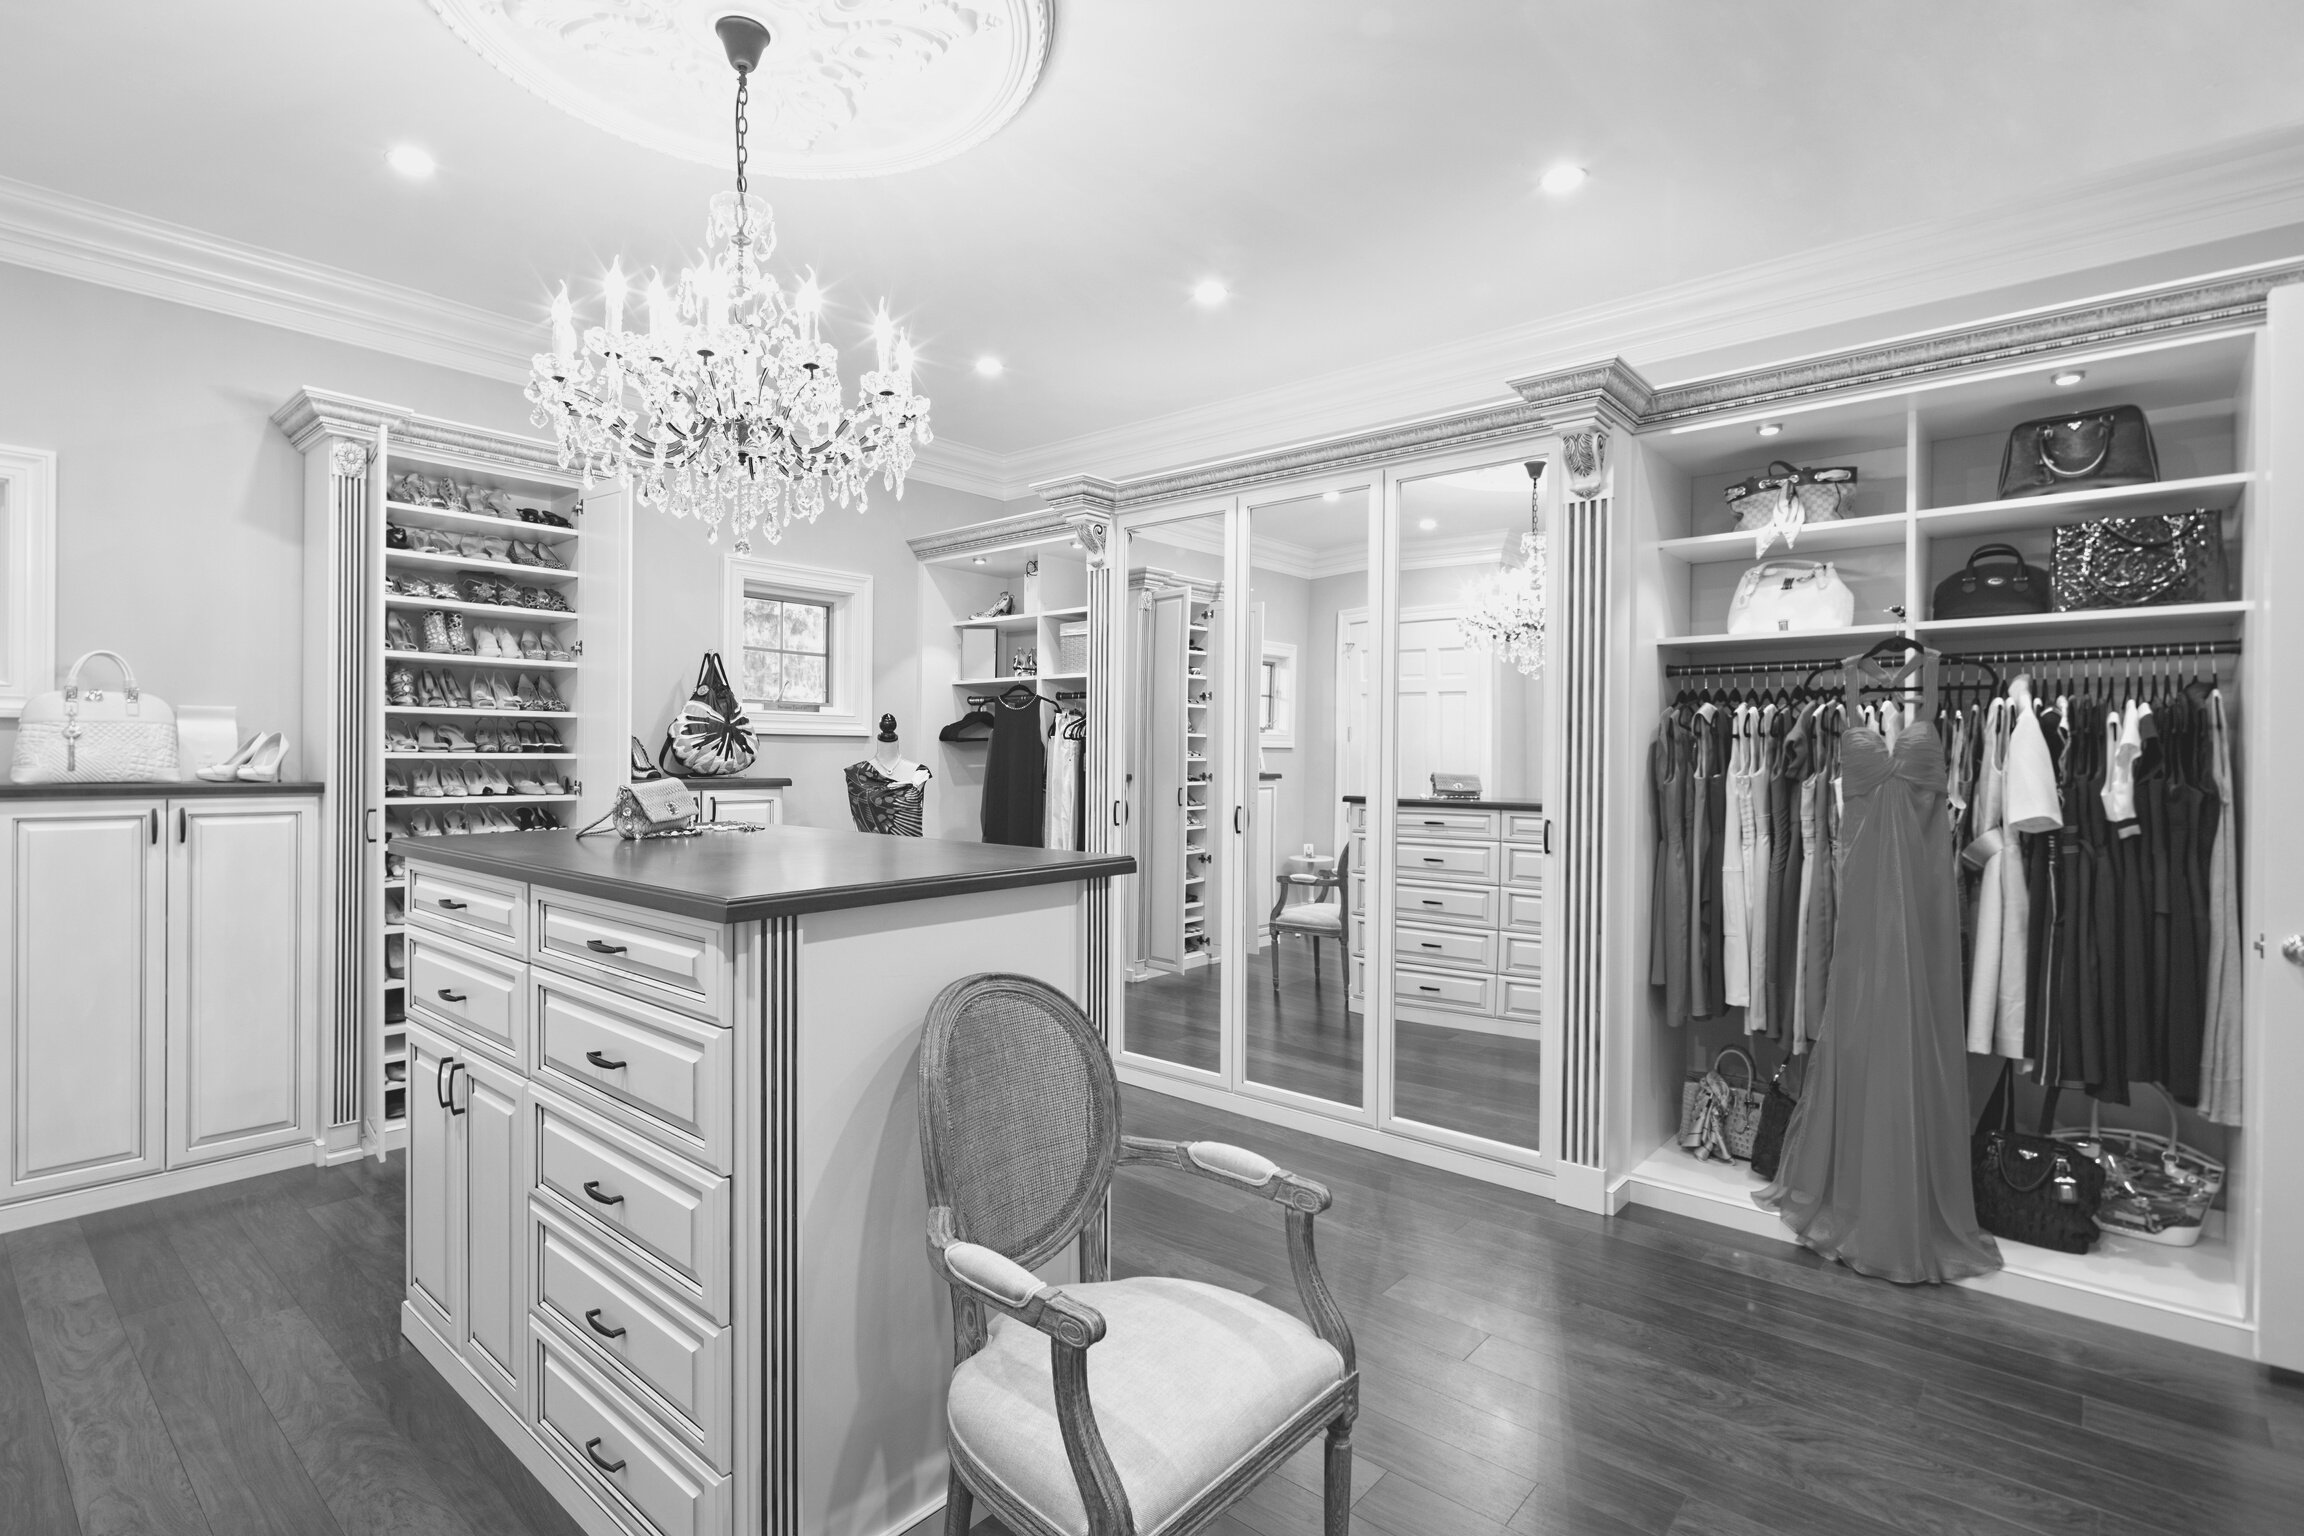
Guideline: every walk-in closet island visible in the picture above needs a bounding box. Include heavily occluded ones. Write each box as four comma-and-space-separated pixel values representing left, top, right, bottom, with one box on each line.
394, 826, 1129, 1536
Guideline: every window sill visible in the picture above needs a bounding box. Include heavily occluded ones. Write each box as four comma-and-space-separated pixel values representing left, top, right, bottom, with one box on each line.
746, 707, 868, 738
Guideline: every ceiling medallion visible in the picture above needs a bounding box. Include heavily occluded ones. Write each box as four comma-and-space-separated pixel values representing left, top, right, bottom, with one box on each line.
428, 0, 1051, 178
526, 16, 931, 555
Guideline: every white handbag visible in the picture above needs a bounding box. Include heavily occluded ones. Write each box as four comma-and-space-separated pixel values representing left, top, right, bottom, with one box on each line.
11, 650, 180, 783
1725, 561, 1855, 636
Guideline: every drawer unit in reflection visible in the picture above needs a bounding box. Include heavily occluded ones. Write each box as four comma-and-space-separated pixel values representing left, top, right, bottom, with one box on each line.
1344, 798, 1545, 1034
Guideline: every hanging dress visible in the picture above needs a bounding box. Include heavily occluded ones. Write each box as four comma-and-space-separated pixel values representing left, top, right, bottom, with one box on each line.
981, 696, 1048, 847
1758, 653, 2001, 1284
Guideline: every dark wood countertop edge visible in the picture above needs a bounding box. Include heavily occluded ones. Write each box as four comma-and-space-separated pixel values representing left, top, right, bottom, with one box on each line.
0, 780, 325, 799
1341, 795, 1544, 811
398, 840, 1135, 924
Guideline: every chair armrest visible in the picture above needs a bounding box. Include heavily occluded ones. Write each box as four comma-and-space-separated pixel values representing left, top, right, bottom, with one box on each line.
1116, 1139, 1354, 1373
1119, 1137, 1332, 1213
925, 1208, 1134, 1534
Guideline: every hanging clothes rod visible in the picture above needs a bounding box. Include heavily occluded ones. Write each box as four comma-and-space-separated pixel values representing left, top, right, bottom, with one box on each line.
1664, 638, 2240, 680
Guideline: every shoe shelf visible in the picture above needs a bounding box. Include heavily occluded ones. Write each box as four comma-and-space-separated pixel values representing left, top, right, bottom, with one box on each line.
385, 650, 578, 670
385, 593, 579, 622
385, 500, 579, 543
387, 550, 576, 581
384, 750, 578, 761
385, 706, 577, 719
385, 794, 578, 807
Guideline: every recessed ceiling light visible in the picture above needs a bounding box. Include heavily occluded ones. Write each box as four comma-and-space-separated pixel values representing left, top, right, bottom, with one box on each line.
972, 556, 987, 565
1756, 422, 1784, 438
1321, 490, 1340, 504
386, 144, 436, 179
1417, 517, 1438, 531
974, 356, 1004, 378
1191, 278, 1229, 307
2052, 369, 2087, 387
1539, 164, 1587, 195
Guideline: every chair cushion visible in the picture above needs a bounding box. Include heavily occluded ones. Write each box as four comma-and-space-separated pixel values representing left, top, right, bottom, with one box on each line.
1272, 900, 1342, 934
948, 1277, 1345, 1536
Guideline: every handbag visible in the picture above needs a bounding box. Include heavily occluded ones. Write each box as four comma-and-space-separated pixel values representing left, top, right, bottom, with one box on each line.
658, 653, 758, 777
1748, 1056, 1804, 1181
1725, 561, 1855, 635
1725, 460, 1856, 555
1970, 1063, 2103, 1254
2050, 1083, 2222, 1247
1931, 544, 2053, 621
2050, 512, 2227, 611
1996, 404, 2158, 499
1679, 1047, 1765, 1163
11, 650, 179, 784
578, 738, 699, 839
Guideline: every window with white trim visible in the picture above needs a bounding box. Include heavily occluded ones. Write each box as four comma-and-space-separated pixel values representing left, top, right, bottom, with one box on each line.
1261, 639, 1297, 749
724, 557, 873, 737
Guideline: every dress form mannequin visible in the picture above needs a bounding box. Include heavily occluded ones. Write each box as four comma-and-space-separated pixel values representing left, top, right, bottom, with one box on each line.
847, 715, 932, 834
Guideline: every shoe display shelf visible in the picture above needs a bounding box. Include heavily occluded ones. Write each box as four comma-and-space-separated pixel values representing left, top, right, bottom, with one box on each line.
280, 388, 632, 1159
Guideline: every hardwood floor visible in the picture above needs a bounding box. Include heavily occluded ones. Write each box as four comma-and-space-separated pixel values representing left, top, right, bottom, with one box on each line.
4, 1098, 2300, 1536
1124, 940, 1542, 1149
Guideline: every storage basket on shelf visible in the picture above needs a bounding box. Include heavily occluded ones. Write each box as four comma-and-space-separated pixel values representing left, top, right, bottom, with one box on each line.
1056, 621, 1089, 675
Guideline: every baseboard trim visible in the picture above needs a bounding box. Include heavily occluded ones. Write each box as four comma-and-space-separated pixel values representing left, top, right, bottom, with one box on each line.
400, 1306, 640, 1536
1117, 1068, 1558, 1199
0, 1140, 320, 1234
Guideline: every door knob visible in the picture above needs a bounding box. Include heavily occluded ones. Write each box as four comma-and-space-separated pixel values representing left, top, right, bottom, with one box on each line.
2283, 934, 2304, 966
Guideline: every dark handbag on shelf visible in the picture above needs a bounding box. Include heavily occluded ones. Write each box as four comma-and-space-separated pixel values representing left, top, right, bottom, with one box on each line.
1679, 1047, 1765, 1163
658, 652, 759, 777
1931, 544, 2053, 621
1970, 1063, 2103, 1254
1748, 1056, 1804, 1181
2050, 511, 2228, 611
1996, 404, 2158, 499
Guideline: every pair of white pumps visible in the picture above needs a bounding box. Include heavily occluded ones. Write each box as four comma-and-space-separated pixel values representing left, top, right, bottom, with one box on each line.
197, 731, 289, 783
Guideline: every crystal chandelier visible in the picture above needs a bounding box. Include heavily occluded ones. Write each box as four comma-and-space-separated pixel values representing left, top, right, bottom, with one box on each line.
1460, 462, 1548, 678
525, 16, 931, 555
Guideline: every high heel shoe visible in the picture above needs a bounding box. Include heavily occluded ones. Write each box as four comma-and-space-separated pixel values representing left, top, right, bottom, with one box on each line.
196, 734, 265, 782
236, 733, 289, 782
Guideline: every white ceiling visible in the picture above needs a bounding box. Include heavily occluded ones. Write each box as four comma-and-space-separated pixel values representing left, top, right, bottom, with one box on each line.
8, 1, 2304, 484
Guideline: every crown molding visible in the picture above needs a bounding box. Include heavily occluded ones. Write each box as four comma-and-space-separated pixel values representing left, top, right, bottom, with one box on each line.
907, 435, 1020, 500
271, 385, 572, 479
905, 505, 1106, 564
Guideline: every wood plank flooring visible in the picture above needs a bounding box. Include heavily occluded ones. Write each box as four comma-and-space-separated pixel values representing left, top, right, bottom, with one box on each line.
1126, 941, 1543, 1149
3, 1094, 2299, 1536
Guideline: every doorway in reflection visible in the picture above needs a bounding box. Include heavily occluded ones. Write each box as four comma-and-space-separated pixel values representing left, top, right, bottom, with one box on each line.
1387, 461, 1547, 1151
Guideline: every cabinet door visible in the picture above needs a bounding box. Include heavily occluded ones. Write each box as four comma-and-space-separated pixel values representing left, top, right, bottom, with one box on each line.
167, 798, 318, 1166
701, 790, 782, 826
459, 1050, 526, 1411
0, 803, 166, 1201
405, 1021, 461, 1339
1143, 590, 1188, 970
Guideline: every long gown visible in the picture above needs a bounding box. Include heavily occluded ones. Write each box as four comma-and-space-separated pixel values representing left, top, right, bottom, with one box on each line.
1756, 667, 2002, 1284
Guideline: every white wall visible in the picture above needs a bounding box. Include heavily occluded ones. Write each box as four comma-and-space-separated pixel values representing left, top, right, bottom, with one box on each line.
0, 262, 536, 779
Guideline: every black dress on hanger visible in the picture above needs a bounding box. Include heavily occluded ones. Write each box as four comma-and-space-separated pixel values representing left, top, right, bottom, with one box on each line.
981, 691, 1047, 847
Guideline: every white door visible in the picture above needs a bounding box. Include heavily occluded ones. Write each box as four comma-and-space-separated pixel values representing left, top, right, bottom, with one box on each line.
167, 797, 318, 1166
1396, 612, 1491, 798
0, 803, 166, 1200
459, 1049, 526, 1410
405, 1020, 461, 1338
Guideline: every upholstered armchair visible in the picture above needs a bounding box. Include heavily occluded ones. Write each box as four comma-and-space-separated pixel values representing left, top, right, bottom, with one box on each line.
1268, 844, 1351, 991
917, 973, 1359, 1536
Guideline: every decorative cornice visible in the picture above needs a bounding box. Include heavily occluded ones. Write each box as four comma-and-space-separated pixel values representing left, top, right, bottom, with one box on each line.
1032, 476, 1121, 516
270, 386, 572, 480
1503, 357, 1655, 431
905, 506, 1104, 564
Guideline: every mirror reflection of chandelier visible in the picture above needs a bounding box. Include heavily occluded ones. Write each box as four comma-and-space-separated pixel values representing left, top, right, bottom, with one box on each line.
1460, 462, 1548, 678
525, 15, 932, 555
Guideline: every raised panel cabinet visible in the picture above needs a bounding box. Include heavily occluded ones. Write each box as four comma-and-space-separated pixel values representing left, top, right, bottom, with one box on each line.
167, 797, 319, 1166
1, 803, 166, 1200
405, 1018, 528, 1413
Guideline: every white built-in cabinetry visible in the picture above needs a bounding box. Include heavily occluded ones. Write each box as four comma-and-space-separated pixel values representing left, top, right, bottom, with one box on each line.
0, 792, 319, 1224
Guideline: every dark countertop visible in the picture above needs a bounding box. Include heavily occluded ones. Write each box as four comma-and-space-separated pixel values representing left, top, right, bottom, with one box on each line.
678, 775, 793, 789
1343, 795, 1544, 812
401, 825, 1134, 923
0, 780, 324, 799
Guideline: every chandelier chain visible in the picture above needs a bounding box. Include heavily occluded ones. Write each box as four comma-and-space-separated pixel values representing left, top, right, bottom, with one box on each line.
734, 70, 750, 204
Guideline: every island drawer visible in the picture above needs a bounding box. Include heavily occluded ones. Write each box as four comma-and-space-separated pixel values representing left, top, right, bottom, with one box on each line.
533, 1088, 729, 1324
408, 865, 526, 955
1398, 807, 1499, 840
1398, 840, 1498, 882
534, 972, 731, 1174
1395, 965, 1493, 1013
407, 928, 526, 1066
534, 1203, 731, 1472
532, 1323, 730, 1536
1394, 922, 1496, 971
1504, 933, 1544, 977
1503, 846, 1545, 888
1502, 978, 1544, 1020
1503, 811, 1547, 844
533, 890, 728, 1024
1504, 890, 1543, 933
1395, 880, 1497, 927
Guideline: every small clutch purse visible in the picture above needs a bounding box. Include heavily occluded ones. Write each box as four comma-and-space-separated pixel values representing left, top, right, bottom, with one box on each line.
578, 740, 700, 839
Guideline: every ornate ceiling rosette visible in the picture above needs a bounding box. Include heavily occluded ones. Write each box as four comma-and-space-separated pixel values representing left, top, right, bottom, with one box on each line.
428, 0, 1052, 178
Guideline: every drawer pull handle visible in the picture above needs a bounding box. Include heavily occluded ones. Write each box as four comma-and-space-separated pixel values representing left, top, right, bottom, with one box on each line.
1418, 985, 1442, 993
585, 939, 629, 955
1420, 899, 1443, 907
1423, 857, 1444, 863
584, 1307, 627, 1340
584, 1049, 628, 1071
436, 898, 467, 910
583, 1437, 626, 1475
1420, 942, 1442, 949
582, 1180, 625, 1206
437, 989, 467, 1004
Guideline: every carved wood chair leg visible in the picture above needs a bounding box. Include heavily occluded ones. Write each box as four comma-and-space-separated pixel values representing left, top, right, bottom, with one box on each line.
945, 1469, 974, 1535
1323, 1419, 1354, 1535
